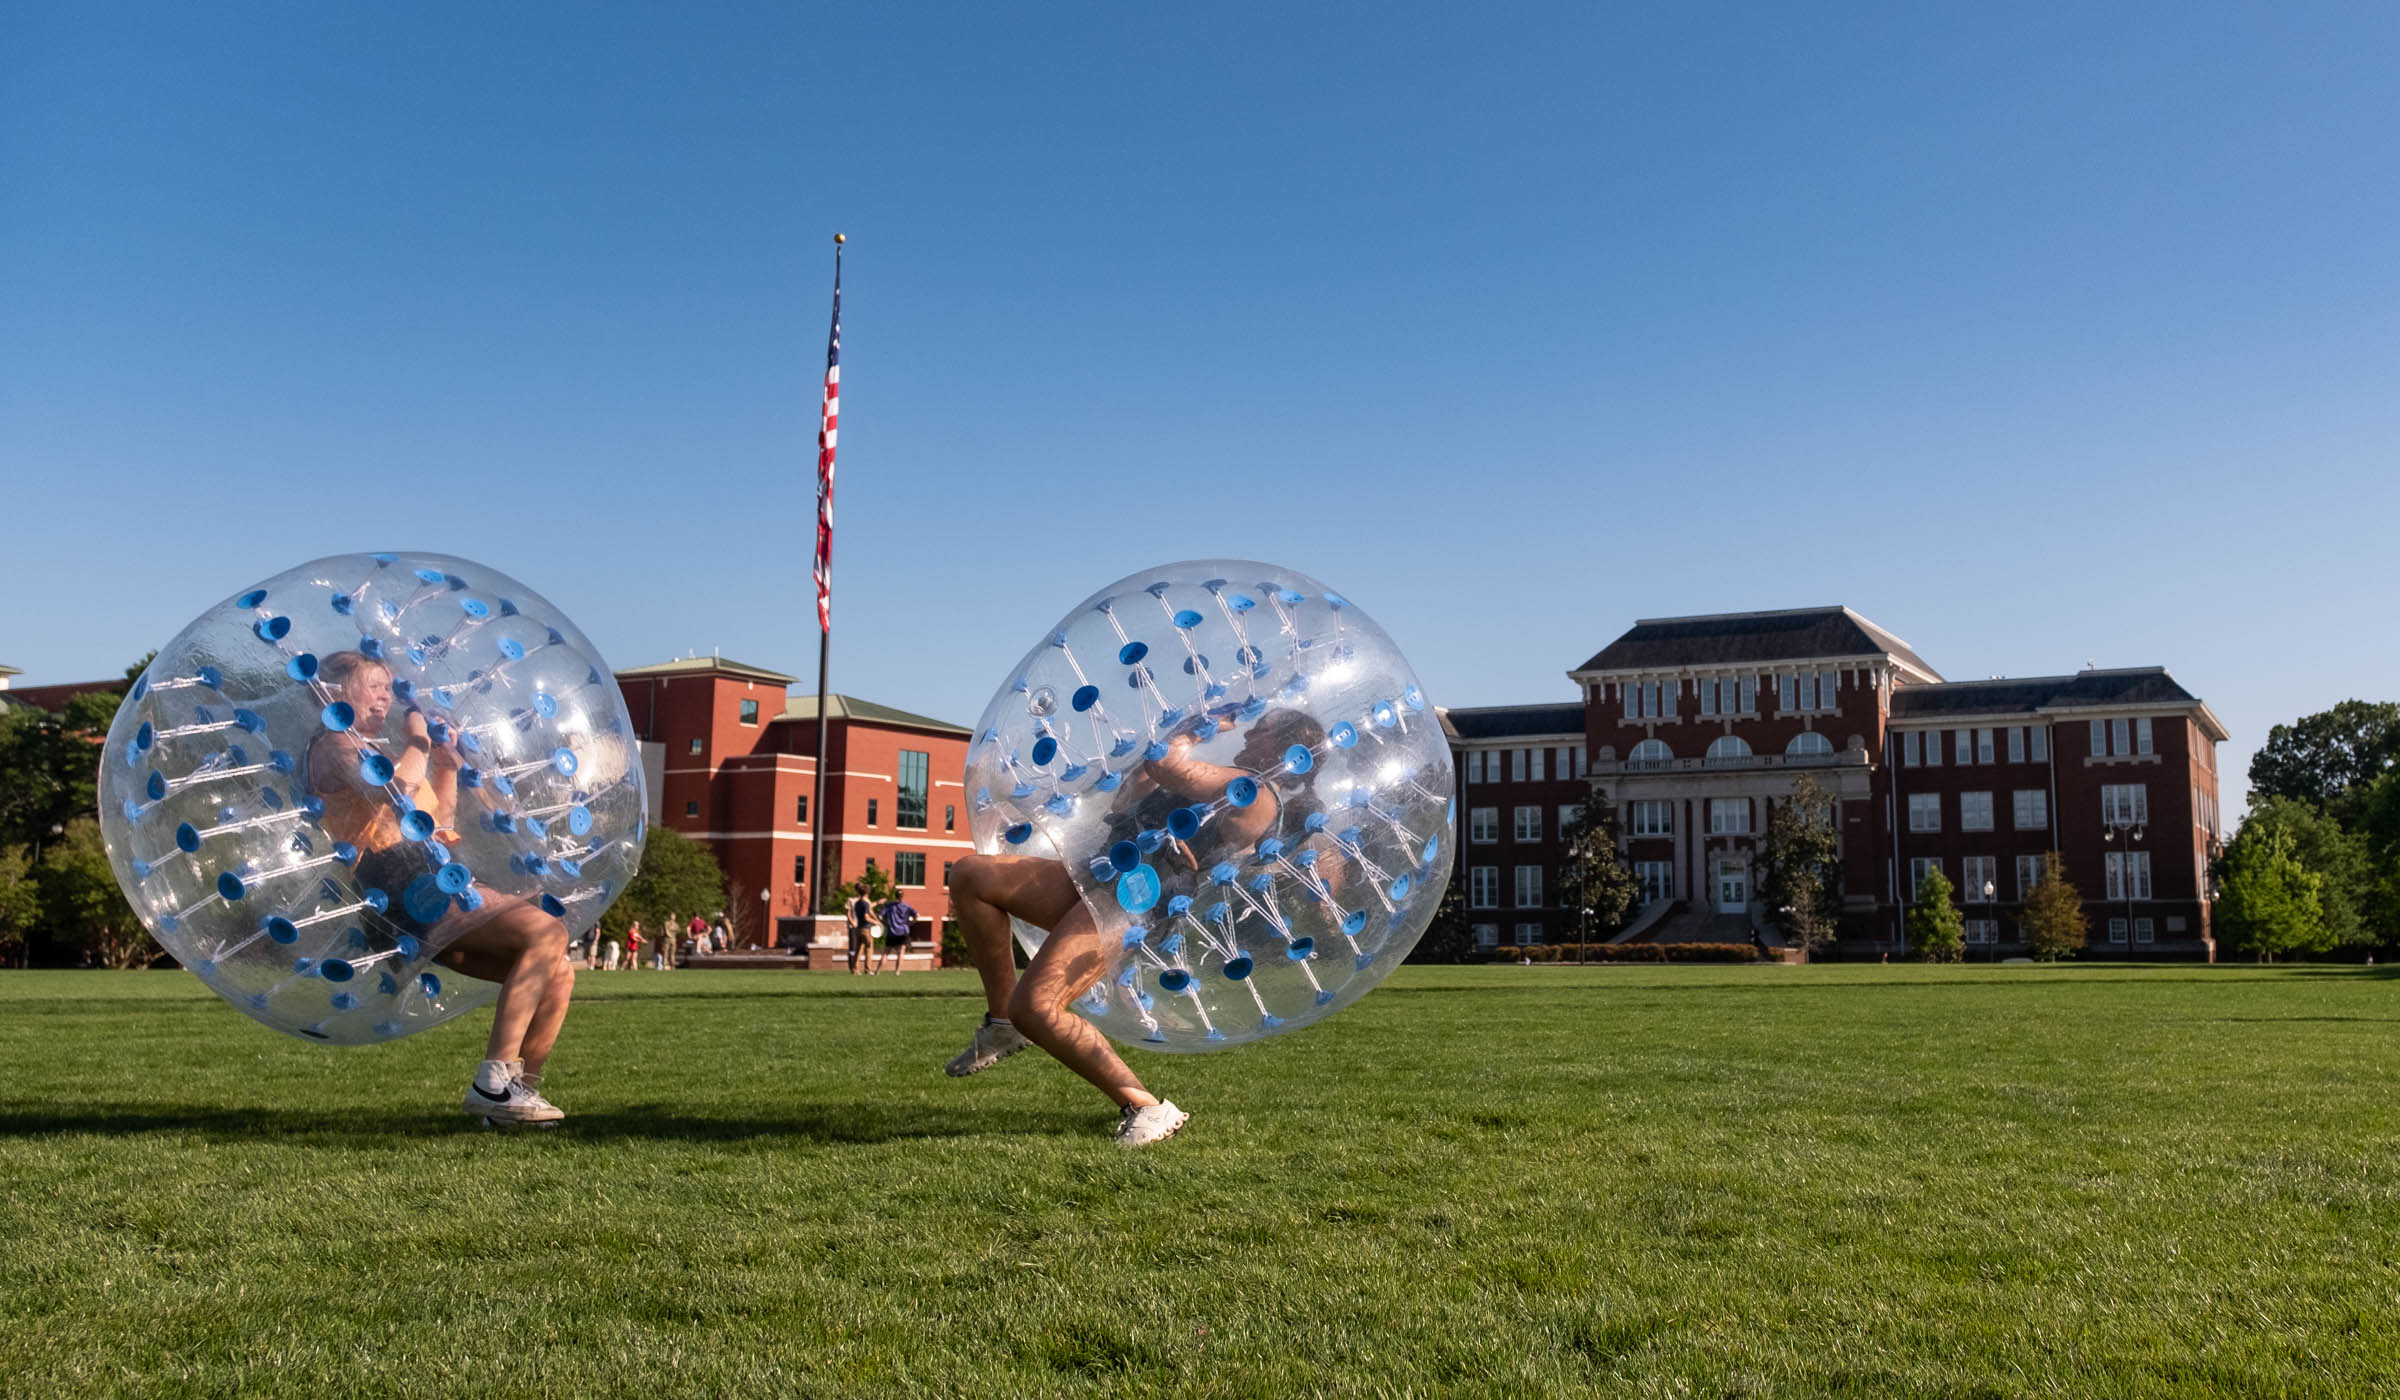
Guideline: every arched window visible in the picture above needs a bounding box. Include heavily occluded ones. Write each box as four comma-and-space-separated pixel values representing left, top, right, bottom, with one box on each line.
1705, 735, 1752, 766
1786, 731, 1833, 759
1628, 738, 1673, 769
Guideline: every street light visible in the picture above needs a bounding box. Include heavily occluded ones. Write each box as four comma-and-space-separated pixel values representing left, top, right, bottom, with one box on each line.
1981, 879, 1996, 960
2102, 818, 2147, 957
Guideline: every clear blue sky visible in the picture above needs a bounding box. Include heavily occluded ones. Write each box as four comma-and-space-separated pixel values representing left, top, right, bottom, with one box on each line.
6, 3, 2395, 811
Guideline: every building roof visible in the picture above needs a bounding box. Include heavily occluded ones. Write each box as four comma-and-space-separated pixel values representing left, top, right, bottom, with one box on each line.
0, 663, 20, 680
1891, 667, 2225, 737
1572, 606, 1941, 682
776, 693, 971, 736
1439, 702, 1587, 741
616, 655, 799, 686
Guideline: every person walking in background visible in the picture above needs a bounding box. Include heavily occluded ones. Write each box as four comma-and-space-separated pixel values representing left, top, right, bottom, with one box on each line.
625, 923, 644, 971
879, 893, 916, 976
603, 926, 624, 971
848, 890, 874, 975
710, 914, 729, 954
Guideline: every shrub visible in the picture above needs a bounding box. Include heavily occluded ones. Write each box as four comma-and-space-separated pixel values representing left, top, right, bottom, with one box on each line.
1484, 942, 1760, 964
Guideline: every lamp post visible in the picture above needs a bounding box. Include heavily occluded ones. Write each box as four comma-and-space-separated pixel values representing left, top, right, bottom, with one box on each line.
2102, 817, 2146, 958
759, 885, 773, 953
1982, 878, 1996, 960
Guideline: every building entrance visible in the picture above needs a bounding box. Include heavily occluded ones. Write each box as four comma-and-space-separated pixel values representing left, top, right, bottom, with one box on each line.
1716, 864, 1748, 914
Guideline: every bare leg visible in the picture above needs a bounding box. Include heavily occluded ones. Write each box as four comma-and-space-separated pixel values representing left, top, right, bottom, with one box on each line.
949, 854, 1077, 1019
436, 903, 574, 1069
1009, 902, 1157, 1109
949, 854, 1156, 1108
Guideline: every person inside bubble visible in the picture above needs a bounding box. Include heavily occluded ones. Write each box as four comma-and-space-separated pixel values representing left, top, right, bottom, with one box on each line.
944, 707, 1327, 1147
308, 650, 579, 1126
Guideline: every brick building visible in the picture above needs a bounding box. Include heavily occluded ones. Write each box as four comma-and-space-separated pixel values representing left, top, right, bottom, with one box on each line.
1445, 607, 2229, 958
615, 657, 973, 952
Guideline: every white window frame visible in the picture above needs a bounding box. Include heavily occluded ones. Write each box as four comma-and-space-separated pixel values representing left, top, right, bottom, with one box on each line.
1960, 791, 1994, 831
1629, 738, 1673, 769
1910, 857, 1942, 899
2136, 717, 2154, 756
1530, 748, 1546, 782
1706, 735, 1753, 766
1964, 918, 1998, 945
2104, 851, 2153, 901
2012, 789, 2047, 831
1962, 855, 1996, 902
1635, 861, 1674, 902
1513, 806, 1542, 842
1473, 923, 1499, 949
2091, 719, 2106, 756
1738, 676, 1756, 713
1558, 803, 1582, 833
2101, 784, 2149, 827
1514, 922, 1542, 947
2008, 727, 2025, 764
1708, 798, 1750, 835
1510, 749, 1525, 782
1976, 728, 1995, 764
1469, 807, 1499, 843
1903, 730, 1921, 767
1699, 678, 1717, 716
2108, 917, 2128, 944
2015, 854, 2042, 900
1787, 731, 1833, 758
1925, 730, 1943, 766
2134, 916, 2155, 944
1908, 792, 1941, 832
1469, 867, 1499, 909
2030, 726, 2048, 761
1779, 674, 1796, 711
1514, 865, 1543, 909
1631, 800, 1672, 837
2112, 718, 2131, 756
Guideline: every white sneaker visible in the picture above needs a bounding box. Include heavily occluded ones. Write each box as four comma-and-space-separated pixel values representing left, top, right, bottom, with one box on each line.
463, 1067, 565, 1126
1113, 1100, 1189, 1148
945, 1016, 1032, 1077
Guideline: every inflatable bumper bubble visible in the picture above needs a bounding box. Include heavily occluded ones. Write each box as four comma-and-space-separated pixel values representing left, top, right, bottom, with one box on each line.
965, 560, 1453, 1051
96, 552, 645, 1044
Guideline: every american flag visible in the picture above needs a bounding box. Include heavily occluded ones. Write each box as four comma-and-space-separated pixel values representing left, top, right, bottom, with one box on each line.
813, 248, 842, 633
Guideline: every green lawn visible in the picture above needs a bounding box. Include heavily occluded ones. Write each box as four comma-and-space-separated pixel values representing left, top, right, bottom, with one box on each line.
3, 963, 2397, 1398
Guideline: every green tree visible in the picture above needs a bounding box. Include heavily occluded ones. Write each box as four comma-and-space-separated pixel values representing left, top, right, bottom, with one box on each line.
2021, 852, 2088, 962
822, 858, 896, 915
2355, 772, 2400, 945
0, 844, 38, 968
1558, 785, 1638, 952
1408, 872, 1474, 964
2248, 700, 2400, 826
2239, 796, 2376, 946
1758, 774, 1843, 955
2216, 826, 2331, 963
599, 827, 730, 941
36, 817, 151, 968
1907, 867, 1965, 963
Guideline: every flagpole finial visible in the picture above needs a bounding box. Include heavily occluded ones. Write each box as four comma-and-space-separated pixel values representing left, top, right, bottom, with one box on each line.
834, 232, 845, 244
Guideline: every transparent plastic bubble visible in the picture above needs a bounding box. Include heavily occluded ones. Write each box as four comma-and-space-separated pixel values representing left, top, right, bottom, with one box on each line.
965, 560, 1452, 1052
96, 551, 646, 1045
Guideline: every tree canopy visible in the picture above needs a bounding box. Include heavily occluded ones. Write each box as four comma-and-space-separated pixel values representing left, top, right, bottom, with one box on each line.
1758, 775, 1842, 954
2248, 700, 2400, 824
600, 827, 730, 940
2216, 826, 2331, 962
2022, 852, 2088, 962
1907, 866, 1964, 963
1558, 785, 1638, 943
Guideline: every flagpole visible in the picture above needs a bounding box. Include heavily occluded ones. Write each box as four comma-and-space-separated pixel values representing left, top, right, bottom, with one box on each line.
805, 232, 842, 955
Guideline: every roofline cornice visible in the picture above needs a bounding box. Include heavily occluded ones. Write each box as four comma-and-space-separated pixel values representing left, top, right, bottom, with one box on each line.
1568, 652, 1943, 686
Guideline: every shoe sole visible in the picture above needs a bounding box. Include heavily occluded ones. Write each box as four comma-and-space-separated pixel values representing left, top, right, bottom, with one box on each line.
472, 1115, 563, 1129
945, 1041, 1029, 1078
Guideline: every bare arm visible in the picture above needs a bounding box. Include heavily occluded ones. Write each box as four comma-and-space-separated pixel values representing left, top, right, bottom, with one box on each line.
1146, 725, 1279, 850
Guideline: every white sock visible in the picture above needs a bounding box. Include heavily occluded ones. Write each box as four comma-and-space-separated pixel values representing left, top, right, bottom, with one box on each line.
475, 1059, 520, 1094
985, 1015, 1012, 1027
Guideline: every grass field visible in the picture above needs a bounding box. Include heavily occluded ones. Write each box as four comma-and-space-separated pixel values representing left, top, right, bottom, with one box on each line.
3, 963, 2398, 1398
